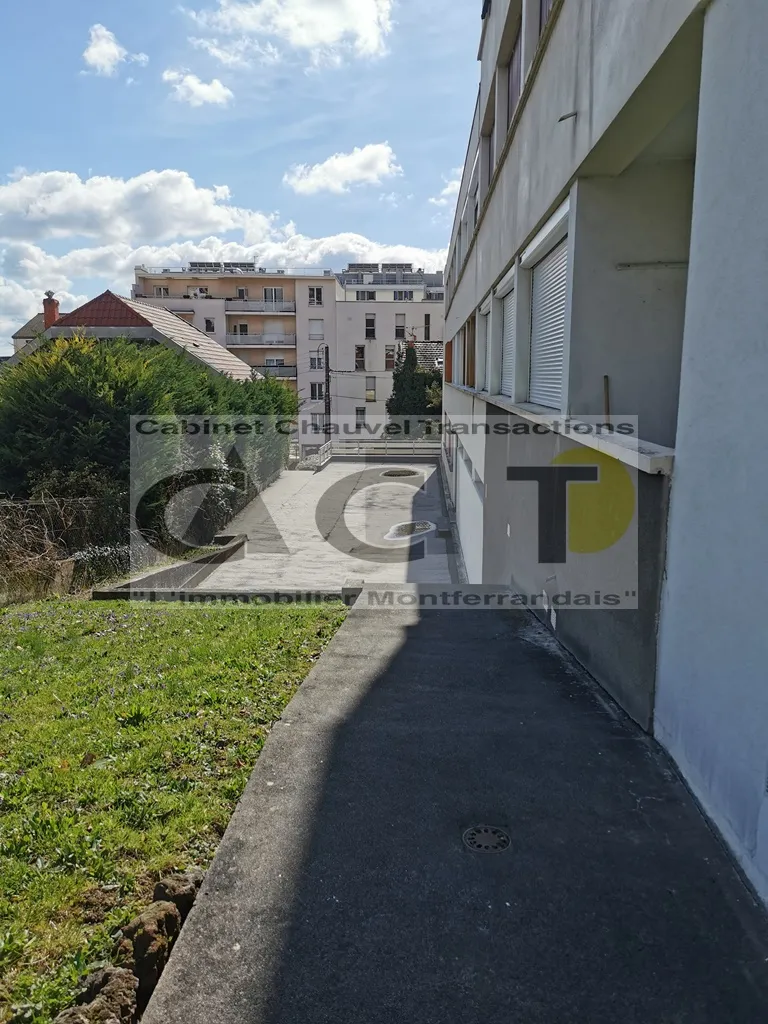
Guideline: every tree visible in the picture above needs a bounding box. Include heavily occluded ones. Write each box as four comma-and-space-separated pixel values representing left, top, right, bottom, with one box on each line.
386, 344, 442, 420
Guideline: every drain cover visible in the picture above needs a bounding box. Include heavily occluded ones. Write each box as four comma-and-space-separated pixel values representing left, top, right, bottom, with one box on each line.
463, 825, 511, 853
382, 469, 419, 478
385, 520, 435, 540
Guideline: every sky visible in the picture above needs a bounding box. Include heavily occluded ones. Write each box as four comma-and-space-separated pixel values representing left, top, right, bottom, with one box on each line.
0, 0, 479, 353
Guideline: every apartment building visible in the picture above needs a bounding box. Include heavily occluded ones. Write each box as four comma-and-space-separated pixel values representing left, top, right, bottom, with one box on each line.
132, 263, 444, 440
132, 265, 337, 419
443, 0, 768, 902
333, 264, 445, 427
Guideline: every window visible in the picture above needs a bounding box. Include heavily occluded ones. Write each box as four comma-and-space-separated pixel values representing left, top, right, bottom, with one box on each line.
529, 239, 568, 408
266, 358, 285, 366
365, 315, 376, 340
355, 345, 366, 371
385, 345, 396, 371
153, 286, 169, 297
356, 290, 377, 301
395, 314, 406, 340
195, 286, 208, 297
310, 354, 324, 370
205, 318, 215, 333
309, 286, 323, 306
264, 287, 284, 303
311, 382, 324, 401
487, 120, 496, 183
500, 291, 516, 397
236, 287, 248, 300
394, 291, 414, 301
431, 291, 445, 302
311, 413, 325, 432
355, 407, 366, 429
308, 319, 324, 340
507, 26, 523, 125
424, 314, 431, 342
365, 376, 376, 402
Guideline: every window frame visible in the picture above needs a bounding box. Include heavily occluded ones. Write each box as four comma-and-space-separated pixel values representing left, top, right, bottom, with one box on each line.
264, 286, 284, 303
308, 286, 323, 306
311, 381, 325, 401
365, 314, 376, 340
355, 345, 366, 371
365, 376, 376, 402
385, 345, 396, 371
356, 290, 377, 301
204, 318, 215, 334
308, 318, 324, 341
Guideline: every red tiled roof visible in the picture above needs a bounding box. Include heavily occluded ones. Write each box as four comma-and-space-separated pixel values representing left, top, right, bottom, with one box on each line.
55, 291, 152, 329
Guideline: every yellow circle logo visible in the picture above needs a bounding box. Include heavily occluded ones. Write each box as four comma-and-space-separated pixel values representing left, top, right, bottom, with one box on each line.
551, 448, 635, 554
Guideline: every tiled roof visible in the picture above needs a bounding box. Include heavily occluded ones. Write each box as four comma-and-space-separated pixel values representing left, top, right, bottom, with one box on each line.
12, 313, 47, 340
123, 297, 253, 381
46, 290, 254, 382
56, 291, 151, 329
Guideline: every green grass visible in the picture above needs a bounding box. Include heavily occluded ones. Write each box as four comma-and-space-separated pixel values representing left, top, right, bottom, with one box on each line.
0, 599, 346, 1024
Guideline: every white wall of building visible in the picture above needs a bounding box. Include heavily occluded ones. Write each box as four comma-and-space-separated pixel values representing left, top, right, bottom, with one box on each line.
569, 161, 694, 447
655, 0, 768, 903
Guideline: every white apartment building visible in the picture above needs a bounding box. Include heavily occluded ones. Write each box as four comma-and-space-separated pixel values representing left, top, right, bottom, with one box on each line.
332, 264, 445, 427
443, 0, 768, 902
133, 263, 445, 443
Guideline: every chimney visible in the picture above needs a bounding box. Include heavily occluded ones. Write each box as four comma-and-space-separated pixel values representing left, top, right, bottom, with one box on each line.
43, 290, 60, 329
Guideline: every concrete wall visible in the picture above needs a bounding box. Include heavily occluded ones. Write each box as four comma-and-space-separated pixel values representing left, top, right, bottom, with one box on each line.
446, 0, 703, 338
655, 0, 768, 902
481, 402, 668, 730
569, 163, 694, 446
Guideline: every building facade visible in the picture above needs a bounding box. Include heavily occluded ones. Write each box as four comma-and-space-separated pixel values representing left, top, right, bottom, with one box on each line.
133, 262, 445, 442
132, 265, 337, 421
443, 0, 768, 902
332, 264, 445, 427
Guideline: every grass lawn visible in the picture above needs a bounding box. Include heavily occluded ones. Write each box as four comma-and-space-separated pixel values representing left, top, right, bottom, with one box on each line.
0, 599, 346, 1024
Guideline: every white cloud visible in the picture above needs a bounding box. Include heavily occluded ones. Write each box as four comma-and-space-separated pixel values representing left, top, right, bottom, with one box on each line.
184, 0, 392, 64
0, 167, 446, 353
284, 143, 402, 196
429, 168, 462, 207
162, 70, 234, 107
0, 170, 270, 243
82, 25, 148, 77
189, 36, 281, 68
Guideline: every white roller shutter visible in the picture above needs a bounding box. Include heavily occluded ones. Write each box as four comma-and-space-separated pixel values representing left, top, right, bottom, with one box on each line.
500, 289, 517, 398
529, 238, 568, 408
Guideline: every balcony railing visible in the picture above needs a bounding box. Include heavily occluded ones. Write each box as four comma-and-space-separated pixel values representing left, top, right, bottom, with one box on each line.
135, 265, 334, 277
226, 300, 296, 313
226, 333, 297, 347
253, 365, 298, 378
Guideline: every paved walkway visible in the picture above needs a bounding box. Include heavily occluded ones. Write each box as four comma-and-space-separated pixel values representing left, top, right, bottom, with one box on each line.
145, 593, 768, 1023
202, 463, 456, 590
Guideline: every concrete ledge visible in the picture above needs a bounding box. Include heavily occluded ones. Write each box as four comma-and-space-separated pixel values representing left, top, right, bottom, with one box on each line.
92, 535, 247, 600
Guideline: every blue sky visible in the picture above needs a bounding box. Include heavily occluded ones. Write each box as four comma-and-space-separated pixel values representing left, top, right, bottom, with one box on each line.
0, 0, 479, 352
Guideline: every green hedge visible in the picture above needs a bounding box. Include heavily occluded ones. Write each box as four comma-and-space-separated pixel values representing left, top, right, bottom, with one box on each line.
0, 336, 298, 555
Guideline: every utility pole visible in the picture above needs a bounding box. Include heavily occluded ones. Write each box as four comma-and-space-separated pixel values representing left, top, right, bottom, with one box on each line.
324, 344, 331, 438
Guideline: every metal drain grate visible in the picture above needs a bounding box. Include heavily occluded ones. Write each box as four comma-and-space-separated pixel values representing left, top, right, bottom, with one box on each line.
382, 469, 420, 478
462, 825, 511, 853
387, 520, 434, 539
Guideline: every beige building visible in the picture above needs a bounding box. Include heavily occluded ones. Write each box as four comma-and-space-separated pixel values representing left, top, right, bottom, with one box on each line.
132, 265, 337, 416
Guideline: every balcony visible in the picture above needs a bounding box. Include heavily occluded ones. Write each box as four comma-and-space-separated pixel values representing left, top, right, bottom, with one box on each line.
253, 365, 298, 379
226, 299, 296, 313
135, 264, 334, 277
226, 333, 297, 347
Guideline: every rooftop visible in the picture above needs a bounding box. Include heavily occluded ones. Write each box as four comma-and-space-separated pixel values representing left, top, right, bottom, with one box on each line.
135, 264, 335, 277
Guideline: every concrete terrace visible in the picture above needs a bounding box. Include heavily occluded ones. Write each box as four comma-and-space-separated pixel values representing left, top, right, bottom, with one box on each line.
144, 594, 768, 1023
201, 461, 457, 591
